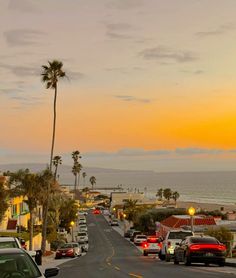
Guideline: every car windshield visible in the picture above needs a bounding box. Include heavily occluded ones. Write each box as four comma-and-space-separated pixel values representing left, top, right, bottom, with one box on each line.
0, 241, 18, 249
168, 232, 193, 239
62, 244, 73, 248
78, 233, 87, 236
137, 236, 146, 239
0, 253, 41, 278
72, 243, 79, 247
190, 237, 218, 244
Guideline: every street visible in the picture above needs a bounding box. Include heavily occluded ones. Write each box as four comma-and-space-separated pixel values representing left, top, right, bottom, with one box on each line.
57, 212, 236, 278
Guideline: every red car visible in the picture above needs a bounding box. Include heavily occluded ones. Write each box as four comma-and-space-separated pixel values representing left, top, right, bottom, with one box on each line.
174, 236, 226, 266
55, 243, 81, 259
93, 209, 100, 215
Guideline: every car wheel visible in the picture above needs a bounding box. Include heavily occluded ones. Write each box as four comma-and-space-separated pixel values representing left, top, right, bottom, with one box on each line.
205, 262, 209, 266
165, 254, 171, 262
174, 256, 179, 264
143, 251, 148, 256
159, 252, 165, 261
218, 262, 225, 267
184, 255, 191, 266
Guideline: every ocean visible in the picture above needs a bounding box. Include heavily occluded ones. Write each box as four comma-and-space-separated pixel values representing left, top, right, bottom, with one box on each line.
0, 164, 235, 205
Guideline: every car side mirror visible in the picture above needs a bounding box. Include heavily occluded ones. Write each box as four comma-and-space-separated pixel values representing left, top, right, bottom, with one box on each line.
44, 267, 59, 277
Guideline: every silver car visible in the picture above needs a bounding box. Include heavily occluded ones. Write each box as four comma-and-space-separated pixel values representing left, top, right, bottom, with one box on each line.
0, 248, 59, 277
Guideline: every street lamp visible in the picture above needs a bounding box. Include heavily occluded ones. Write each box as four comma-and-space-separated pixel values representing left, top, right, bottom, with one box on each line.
188, 207, 195, 232
70, 221, 75, 242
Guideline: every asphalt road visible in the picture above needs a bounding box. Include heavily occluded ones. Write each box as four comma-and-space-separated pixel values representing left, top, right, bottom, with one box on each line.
57, 212, 236, 278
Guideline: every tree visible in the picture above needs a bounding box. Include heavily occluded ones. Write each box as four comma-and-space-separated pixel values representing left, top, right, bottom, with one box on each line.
9, 169, 39, 250
0, 178, 9, 224
156, 188, 163, 200
82, 172, 87, 188
172, 191, 180, 206
52, 155, 62, 181
89, 176, 96, 190
41, 60, 66, 253
123, 199, 138, 223
163, 188, 172, 202
59, 198, 78, 231
72, 150, 82, 193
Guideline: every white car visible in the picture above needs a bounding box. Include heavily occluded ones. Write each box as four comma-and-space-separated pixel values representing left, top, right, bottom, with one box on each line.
134, 235, 147, 246
79, 224, 88, 232
142, 237, 161, 256
78, 211, 88, 216
77, 231, 88, 244
159, 230, 193, 261
79, 219, 86, 225
0, 248, 59, 277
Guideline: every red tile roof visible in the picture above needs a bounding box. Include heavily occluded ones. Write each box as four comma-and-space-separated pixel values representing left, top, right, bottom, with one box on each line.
161, 215, 216, 228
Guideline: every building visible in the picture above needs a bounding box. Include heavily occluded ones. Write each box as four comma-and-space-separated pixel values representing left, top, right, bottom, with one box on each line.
159, 215, 216, 237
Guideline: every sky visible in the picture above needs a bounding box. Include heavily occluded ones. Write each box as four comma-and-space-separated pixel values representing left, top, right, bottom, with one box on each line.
1, 0, 236, 172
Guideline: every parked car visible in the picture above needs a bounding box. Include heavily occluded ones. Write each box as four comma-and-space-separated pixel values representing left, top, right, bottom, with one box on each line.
0, 237, 36, 258
77, 231, 89, 244
57, 227, 67, 237
110, 219, 119, 226
78, 211, 88, 216
79, 224, 88, 232
130, 231, 142, 242
174, 236, 226, 266
159, 229, 193, 261
79, 219, 87, 225
55, 242, 81, 259
0, 248, 59, 277
142, 236, 162, 256
134, 235, 147, 246
124, 228, 135, 238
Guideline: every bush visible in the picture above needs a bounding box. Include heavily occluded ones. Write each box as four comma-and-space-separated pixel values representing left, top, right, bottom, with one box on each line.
50, 239, 66, 251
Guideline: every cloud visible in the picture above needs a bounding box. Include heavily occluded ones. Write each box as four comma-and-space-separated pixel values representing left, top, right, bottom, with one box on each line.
181, 69, 205, 75
114, 95, 152, 103
196, 23, 235, 38
175, 148, 224, 155
66, 70, 85, 80
105, 22, 133, 40
4, 29, 45, 47
8, 0, 41, 13
107, 0, 144, 10
139, 46, 197, 63
0, 63, 39, 78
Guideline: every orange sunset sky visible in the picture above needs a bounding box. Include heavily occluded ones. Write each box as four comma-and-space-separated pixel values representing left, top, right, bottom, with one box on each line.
1, 0, 236, 171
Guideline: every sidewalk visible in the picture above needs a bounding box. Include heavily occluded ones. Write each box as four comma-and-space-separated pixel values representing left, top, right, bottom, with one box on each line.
226, 258, 236, 267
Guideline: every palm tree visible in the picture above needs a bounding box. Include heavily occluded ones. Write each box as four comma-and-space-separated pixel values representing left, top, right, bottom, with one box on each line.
9, 169, 39, 251
41, 60, 65, 254
72, 150, 82, 193
172, 191, 180, 207
41, 60, 66, 171
82, 172, 87, 188
89, 176, 96, 190
163, 188, 172, 203
156, 188, 163, 201
72, 162, 82, 195
123, 199, 138, 223
52, 155, 62, 181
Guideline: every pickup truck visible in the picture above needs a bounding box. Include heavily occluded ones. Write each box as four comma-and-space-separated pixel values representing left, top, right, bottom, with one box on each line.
159, 229, 193, 262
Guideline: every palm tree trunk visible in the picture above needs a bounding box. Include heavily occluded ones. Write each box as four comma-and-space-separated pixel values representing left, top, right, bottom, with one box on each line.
29, 210, 34, 251
54, 165, 58, 181
74, 173, 77, 197
42, 85, 57, 254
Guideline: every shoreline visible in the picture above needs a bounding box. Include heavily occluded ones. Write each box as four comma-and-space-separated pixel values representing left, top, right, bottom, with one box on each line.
177, 200, 236, 213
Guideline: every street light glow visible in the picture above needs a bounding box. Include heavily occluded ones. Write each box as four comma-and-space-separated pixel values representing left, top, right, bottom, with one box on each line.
70, 221, 75, 226
188, 207, 195, 216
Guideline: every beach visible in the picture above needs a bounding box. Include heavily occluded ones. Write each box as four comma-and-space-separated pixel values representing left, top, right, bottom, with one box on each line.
177, 201, 236, 213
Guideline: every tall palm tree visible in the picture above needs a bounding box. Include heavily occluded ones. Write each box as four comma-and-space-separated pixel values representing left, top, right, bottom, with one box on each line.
52, 155, 62, 181
41, 60, 65, 254
9, 169, 39, 251
82, 172, 87, 188
72, 162, 82, 195
89, 176, 96, 190
41, 60, 66, 171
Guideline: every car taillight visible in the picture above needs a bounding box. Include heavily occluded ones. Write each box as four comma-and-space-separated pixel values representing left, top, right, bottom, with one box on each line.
189, 244, 201, 251
218, 245, 226, 251
67, 248, 74, 253
142, 242, 149, 248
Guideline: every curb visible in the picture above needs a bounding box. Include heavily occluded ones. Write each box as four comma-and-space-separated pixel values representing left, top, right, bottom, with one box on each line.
225, 261, 236, 267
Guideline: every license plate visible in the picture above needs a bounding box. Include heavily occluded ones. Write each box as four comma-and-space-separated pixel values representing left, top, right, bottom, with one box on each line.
205, 253, 213, 257
62, 253, 66, 255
